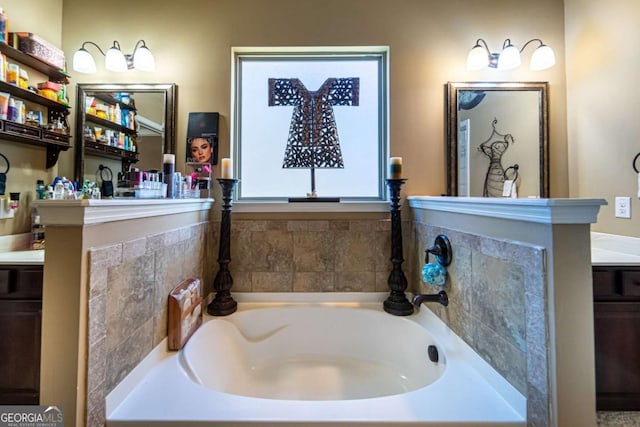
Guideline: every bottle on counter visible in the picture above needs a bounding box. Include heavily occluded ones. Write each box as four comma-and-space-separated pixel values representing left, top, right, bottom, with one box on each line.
35, 179, 46, 200
31, 207, 45, 250
53, 179, 64, 200
163, 154, 175, 198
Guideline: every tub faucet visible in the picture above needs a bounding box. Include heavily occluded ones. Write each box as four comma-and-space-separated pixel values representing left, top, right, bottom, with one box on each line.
412, 290, 449, 309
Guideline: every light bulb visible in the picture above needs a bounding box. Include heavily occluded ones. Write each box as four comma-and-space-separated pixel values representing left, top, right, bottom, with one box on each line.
466, 45, 489, 70
133, 46, 155, 71
105, 46, 127, 72
530, 44, 555, 70
498, 44, 521, 70
72, 48, 96, 74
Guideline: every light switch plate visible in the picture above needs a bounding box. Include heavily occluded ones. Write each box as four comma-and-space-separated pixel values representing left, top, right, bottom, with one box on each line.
615, 196, 631, 218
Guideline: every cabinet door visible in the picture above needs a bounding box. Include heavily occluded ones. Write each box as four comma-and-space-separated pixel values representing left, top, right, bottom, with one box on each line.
594, 301, 640, 410
0, 299, 41, 404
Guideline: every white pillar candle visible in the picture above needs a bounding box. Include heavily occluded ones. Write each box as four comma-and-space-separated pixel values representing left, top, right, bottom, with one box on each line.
389, 157, 402, 179
221, 158, 233, 179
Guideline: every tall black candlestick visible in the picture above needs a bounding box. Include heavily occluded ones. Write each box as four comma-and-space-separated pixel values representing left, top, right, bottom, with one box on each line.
207, 178, 239, 316
383, 178, 414, 316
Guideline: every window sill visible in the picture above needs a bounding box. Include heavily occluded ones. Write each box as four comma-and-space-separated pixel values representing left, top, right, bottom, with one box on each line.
232, 200, 389, 213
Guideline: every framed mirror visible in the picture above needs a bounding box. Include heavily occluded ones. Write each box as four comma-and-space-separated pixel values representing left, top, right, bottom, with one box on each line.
74, 83, 176, 182
446, 81, 549, 198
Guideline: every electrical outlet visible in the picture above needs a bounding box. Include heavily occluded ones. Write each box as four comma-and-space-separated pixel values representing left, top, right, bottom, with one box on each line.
615, 196, 631, 218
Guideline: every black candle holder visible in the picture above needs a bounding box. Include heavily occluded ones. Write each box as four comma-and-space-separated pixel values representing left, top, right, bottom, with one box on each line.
383, 178, 414, 316
207, 178, 239, 316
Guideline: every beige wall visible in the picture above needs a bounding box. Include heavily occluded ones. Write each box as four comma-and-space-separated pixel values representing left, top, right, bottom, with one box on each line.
3, 0, 570, 236
59, 0, 568, 196
565, 0, 640, 237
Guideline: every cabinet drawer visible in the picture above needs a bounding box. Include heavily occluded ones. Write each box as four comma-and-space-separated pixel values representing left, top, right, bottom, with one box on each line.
42, 129, 70, 145
3, 121, 41, 139
0, 267, 43, 299
593, 268, 617, 296
622, 271, 640, 297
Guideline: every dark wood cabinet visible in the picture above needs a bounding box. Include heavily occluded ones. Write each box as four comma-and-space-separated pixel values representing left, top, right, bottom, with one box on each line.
593, 265, 640, 410
0, 265, 43, 405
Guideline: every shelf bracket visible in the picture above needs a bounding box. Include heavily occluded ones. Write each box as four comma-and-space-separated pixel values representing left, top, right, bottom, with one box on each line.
46, 145, 62, 169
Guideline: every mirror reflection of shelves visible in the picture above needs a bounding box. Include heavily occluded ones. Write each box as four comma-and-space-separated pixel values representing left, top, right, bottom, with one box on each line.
0, 42, 71, 168
75, 84, 176, 183
93, 92, 137, 111
85, 113, 137, 136
84, 140, 138, 161
79, 92, 139, 174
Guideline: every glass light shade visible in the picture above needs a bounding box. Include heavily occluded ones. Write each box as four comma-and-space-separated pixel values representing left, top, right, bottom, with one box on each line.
466, 45, 489, 70
72, 49, 96, 73
105, 47, 127, 72
133, 46, 155, 71
530, 44, 555, 70
497, 44, 521, 70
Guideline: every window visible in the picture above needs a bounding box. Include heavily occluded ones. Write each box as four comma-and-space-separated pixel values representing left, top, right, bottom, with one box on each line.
231, 47, 389, 202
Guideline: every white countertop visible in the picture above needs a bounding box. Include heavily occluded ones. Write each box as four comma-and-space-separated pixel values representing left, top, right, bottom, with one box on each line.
591, 232, 640, 266
408, 196, 607, 224
33, 198, 214, 226
0, 249, 44, 265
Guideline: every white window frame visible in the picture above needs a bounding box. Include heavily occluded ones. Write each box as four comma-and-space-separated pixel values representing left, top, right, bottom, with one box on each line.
230, 46, 390, 212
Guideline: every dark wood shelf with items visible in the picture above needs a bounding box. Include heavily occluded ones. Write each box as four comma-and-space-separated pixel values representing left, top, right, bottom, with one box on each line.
0, 80, 70, 110
593, 265, 640, 410
0, 42, 69, 83
0, 119, 70, 169
0, 42, 71, 168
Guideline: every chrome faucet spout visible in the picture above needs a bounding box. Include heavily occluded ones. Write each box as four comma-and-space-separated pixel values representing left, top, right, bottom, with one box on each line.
412, 290, 449, 309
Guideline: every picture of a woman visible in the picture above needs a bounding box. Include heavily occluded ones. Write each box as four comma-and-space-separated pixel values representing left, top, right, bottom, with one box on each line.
187, 137, 214, 164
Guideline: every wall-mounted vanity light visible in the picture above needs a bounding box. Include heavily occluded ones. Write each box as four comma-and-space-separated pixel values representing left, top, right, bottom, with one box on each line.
72, 40, 155, 74
466, 38, 555, 71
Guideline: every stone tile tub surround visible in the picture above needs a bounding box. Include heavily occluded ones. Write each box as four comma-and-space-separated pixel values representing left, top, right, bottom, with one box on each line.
409, 196, 606, 427
86, 222, 210, 427
412, 224, 549, 427
226, 218, 412, 293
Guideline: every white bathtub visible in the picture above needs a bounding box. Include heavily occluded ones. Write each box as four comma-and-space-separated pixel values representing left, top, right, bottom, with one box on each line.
181, 304, 444, 400
107, 293, 525, 426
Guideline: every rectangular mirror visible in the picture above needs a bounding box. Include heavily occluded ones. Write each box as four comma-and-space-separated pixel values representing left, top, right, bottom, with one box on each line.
74, 83, 176, 182
446, 81, 549, 198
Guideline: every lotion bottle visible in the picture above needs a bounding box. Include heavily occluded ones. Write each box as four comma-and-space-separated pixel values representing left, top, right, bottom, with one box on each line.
163, 154, 175, 198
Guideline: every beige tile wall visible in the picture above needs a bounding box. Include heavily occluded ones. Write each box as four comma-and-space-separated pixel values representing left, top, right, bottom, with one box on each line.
226, 219, 413, 294
412, 222, 550, 427
86, 215, 550, 427
85, 222, 209, 427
